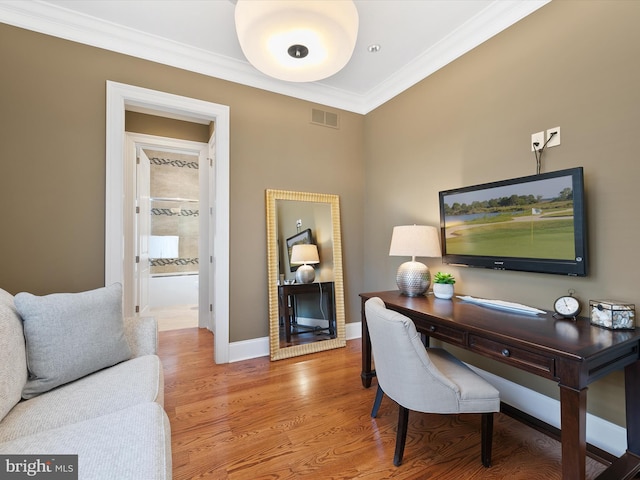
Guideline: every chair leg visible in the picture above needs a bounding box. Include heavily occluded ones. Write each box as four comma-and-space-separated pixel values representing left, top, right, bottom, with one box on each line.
371, 385, 384, 418
481, 412, 494, 467
393, 406, 410, 467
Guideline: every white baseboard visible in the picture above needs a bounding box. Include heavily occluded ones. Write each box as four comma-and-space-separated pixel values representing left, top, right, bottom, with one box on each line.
467, 365, 627, 457
346, 321, 361, 340
294, 316, 332, 328
229, 336, 270, 362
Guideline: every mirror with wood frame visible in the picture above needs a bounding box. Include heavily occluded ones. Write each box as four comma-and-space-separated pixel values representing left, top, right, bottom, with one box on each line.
266, 189, 346, 360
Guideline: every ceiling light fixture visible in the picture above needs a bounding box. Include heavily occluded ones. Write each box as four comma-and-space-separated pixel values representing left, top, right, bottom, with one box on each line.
234, 0, 359, 83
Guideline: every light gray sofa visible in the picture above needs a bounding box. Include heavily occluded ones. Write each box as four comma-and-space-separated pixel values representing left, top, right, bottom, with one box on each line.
0, 285, 172, 479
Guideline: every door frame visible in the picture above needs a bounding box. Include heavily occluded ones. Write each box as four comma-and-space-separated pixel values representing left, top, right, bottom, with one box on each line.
105, 81, 230, 363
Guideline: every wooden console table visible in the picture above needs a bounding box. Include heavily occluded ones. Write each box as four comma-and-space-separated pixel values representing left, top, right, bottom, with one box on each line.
360, 290, 640, 480
279, 281, 335, 343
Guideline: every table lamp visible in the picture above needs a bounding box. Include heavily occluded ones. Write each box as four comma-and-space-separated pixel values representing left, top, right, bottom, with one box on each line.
389, 225, 441, 296
291, 244, 320, 283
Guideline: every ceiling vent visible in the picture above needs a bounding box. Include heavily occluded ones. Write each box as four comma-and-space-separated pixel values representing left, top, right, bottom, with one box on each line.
311, 108, 339, 129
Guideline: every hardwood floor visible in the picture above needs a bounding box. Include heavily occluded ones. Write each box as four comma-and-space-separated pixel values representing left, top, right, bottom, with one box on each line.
159, 328, 608, 479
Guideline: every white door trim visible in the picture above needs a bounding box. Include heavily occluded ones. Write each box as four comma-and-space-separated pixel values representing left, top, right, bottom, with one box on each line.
105, 81, 230, 363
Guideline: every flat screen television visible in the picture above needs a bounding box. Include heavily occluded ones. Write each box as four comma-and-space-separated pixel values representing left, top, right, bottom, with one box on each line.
438, 167, 587, 276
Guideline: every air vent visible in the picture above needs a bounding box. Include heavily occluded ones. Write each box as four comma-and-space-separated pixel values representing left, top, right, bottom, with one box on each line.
311, 108, 339, 129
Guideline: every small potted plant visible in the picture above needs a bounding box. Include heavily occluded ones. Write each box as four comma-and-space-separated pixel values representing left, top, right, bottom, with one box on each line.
432, 272, 456, 300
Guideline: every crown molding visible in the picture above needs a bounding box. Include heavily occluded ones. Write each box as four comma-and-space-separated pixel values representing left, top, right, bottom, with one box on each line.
363, 0, 551, 112
0, 0, 549, 115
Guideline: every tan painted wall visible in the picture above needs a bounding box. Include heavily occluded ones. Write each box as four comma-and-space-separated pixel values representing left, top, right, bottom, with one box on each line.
0, 23, 365, 343
363, 1, 640, 425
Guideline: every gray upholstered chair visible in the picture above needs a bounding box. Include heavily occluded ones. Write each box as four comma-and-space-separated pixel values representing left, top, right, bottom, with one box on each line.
365, 297, 500, 467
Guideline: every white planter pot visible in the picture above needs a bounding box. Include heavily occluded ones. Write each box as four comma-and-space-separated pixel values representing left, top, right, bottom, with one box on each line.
433, 283, 454, 300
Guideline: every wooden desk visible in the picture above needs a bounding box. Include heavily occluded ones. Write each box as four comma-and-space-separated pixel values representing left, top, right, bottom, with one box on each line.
279, 281, 335, 343
360, 291, 640, 480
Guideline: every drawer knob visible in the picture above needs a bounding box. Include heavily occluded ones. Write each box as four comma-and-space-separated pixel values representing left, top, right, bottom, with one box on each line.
501, 348, 511, 357
430, 326, 436, 332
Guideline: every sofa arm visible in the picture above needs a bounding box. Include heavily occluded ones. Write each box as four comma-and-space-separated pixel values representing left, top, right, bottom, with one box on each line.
124, 316, 158, 357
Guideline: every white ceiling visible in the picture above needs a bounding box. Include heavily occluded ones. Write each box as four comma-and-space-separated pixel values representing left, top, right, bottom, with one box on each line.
0, 0, 549, 114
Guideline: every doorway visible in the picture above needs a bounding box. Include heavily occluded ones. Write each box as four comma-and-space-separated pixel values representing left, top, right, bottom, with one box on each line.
127, 134, 208, 331
105, 81, 230, 363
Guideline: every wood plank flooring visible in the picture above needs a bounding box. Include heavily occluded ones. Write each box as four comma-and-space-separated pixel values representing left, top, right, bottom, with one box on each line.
159, 328, 608, 479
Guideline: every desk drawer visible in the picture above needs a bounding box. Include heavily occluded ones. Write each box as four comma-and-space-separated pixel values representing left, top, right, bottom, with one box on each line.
469, 335, 556, 379
421, 321, 466, 347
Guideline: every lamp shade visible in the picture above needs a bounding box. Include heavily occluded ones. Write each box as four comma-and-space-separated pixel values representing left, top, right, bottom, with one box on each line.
389, 225, 441, 258
291, 244, 320, 265
234, 0, 359, 82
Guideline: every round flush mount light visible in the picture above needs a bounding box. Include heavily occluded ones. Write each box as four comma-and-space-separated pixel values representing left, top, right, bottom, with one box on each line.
234, 0, 359, 83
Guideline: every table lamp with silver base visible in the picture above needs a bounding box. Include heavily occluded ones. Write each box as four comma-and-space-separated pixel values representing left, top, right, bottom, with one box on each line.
291, 244, 320, 284
389, 225, 441, 297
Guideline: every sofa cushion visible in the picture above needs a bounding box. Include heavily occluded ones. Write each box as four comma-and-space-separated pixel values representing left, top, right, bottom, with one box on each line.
15, 283, 132, 399
0, 289, 27, 422
0, 354, 163, 443
0, 402, 171, 480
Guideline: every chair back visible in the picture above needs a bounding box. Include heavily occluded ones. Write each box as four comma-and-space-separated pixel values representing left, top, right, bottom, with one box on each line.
365, 297, 461, 412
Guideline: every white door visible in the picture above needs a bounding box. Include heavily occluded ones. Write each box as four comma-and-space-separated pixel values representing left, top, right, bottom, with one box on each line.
197, 137, 215, 331
203, 134, 216, 332
136, 147, 151, 315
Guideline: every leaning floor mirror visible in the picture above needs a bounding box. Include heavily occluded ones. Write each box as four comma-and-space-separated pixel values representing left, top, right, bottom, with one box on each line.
266, 189, 346, 361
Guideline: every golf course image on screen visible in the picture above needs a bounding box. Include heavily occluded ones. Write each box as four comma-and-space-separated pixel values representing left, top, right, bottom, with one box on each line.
442, 175, 575, 260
